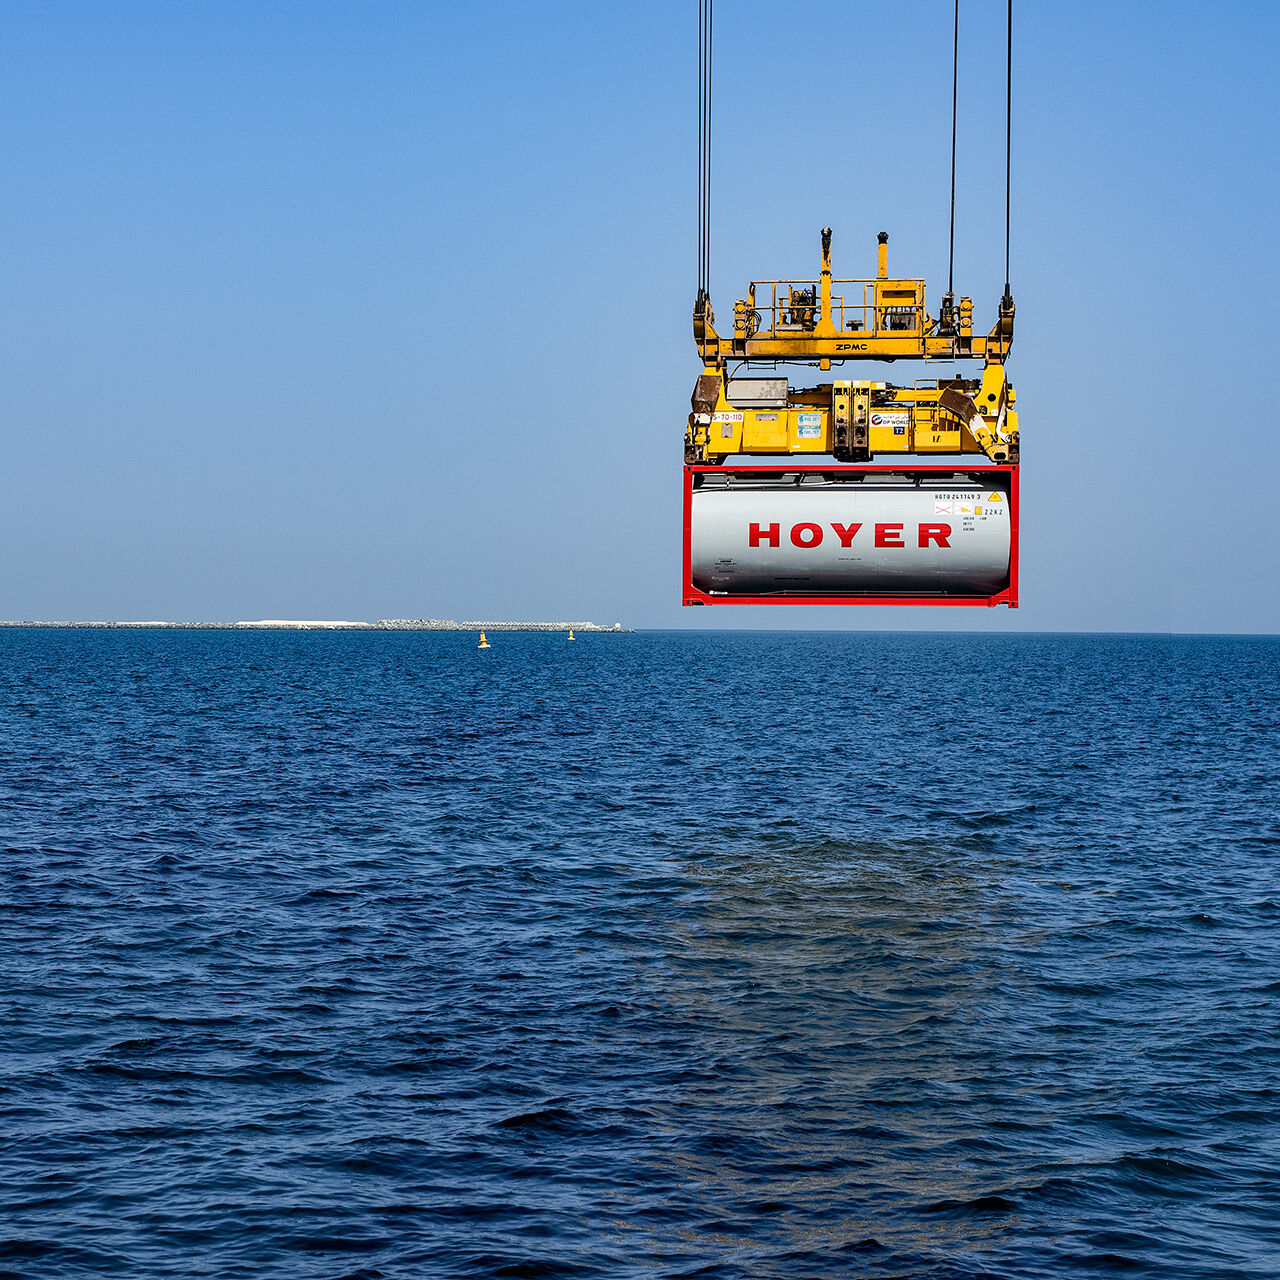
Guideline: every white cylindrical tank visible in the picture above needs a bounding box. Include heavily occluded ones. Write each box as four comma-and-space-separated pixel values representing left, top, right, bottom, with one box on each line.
690, 477, 1011, 595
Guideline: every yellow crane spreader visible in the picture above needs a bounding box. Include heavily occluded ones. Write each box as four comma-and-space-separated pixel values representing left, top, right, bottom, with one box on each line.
683, 0, 1020, 609
685, 228, 1017, 467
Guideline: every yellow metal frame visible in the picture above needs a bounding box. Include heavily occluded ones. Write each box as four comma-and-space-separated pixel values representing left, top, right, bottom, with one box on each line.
695, 228, 1013, 369
686, 369, 1017, 465
686, 229, 1018, 465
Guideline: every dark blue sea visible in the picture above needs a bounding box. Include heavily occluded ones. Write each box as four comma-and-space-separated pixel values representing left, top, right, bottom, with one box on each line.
1, 629, 1278, 1280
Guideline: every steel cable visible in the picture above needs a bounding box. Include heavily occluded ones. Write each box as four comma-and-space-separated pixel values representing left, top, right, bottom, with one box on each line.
948, 0, 958, 296
697, 0, 713, 300
697, 0, 704, 296
1004, 0, 1012, 300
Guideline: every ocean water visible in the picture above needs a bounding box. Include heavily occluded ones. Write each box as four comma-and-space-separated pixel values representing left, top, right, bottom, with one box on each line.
0, 629, 1277, 1280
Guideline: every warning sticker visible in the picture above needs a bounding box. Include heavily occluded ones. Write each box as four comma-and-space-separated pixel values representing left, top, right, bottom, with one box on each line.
987, 492, 1004, 502
720, 423, 734, 438
935, 503, 953, 515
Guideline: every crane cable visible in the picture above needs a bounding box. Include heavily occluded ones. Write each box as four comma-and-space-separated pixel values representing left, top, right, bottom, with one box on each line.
947, 0, 958, 297
1003, 0, 1013, 306
699, 1, 1008, 309
950, 1, 1013, 307
697, 0, 713, 305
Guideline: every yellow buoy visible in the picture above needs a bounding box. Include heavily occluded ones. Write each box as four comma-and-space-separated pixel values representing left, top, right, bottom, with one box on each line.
567, 629, 575, 641
477, 631, 490, 649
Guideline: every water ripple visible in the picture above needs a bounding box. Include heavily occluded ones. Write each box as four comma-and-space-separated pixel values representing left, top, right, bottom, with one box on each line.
0, 629, 1276, 1278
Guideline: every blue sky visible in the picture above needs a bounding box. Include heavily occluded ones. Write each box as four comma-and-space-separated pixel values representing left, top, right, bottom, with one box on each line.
2, 1, 1277, 631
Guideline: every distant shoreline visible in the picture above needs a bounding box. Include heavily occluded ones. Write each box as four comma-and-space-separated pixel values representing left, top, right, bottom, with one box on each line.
0, 619, 630, 633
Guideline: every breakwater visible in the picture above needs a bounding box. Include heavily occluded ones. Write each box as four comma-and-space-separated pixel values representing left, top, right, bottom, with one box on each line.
0, 618, 629, 633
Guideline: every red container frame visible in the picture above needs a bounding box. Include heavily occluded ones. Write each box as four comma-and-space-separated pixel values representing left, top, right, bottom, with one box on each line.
682, 463, 1019, 608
